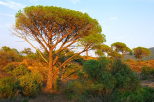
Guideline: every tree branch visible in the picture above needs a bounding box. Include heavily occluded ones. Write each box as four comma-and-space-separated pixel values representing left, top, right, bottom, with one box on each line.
12, 29, 48, 63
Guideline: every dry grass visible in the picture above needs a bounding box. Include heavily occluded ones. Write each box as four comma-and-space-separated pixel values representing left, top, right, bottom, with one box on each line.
126, 60, 154, 72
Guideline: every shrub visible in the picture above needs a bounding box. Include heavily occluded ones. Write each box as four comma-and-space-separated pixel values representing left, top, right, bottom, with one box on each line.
64, 58, 114, 101
2, 64, 43, 97
3, 63, 16, 72
113, 87, 154, 102
19, 72, 43, 96
83, 60, 100, 80
111, 60, 139, 91
64, 80, 83, 100
3, 64, 30, 78
64, 58, 154, 102
141, 66, 154, 80
0, 77, 19, 98
83, 57, 111, 81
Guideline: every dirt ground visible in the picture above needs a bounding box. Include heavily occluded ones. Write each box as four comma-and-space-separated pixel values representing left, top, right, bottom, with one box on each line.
141, 80, 154, 88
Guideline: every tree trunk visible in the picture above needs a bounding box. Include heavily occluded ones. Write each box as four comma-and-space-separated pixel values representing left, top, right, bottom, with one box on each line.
45, 49, 57, 92
46, 69, 54, 90
86, 49, 89, 59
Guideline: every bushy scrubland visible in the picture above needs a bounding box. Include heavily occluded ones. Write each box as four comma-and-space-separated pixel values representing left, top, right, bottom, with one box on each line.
0, 64, 43, 98
63, 58, 154, 102
0, 47, 154, 102
141, 66, 154, 80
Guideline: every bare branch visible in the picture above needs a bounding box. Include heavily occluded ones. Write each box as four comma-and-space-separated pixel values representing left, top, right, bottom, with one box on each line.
12, 28, 48, 63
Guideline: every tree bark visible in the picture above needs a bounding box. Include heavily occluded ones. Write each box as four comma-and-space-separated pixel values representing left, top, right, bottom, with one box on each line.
45, 49, 58, 92
46, 69, 54, 90
86, 49, 89, 57
45, 48, 87, 92
46, 49, 54, 90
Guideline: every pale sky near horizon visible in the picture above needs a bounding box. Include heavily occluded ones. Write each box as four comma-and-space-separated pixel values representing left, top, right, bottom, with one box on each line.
0, 0, 154, 51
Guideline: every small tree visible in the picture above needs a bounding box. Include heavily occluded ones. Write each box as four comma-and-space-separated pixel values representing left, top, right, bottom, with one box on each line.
94, 44, 111, 57
79, 33, 105, 58
111, 42, 131, 58
133, 47, 151, 60
21, 48, 33, 56
14, 6, 104, 91
95, 44, 121, 59
0, 46, 21, 68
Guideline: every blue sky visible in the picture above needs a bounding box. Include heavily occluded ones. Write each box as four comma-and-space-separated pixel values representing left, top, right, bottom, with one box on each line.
0, 0, 154, 51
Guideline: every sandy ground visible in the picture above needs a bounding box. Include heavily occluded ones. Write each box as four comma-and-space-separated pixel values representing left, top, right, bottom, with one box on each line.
141, 80, 154, 88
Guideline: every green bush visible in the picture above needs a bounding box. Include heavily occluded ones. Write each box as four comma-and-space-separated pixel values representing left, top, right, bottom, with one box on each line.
141, 66, 154, 80
3, 63, 16, 72
19, 73, 43, 96
1, 64, 43, 98
64, 58, 113, 101
83, 60, 100, 80
64, 58, 142, 102
64, 80, 83, 100
0, 72, 43, 98
83, 57, 111, 81
0, 77, 19, 98
111, 60, 139, 91
113, 87, 154, 102
3, 64, 30, 78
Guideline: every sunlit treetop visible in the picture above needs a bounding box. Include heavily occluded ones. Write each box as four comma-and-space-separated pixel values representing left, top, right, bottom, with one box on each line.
111, 42, 131, 54
15, 6, 102, 44
133, 47, 151, 60
15, 6, 104, 90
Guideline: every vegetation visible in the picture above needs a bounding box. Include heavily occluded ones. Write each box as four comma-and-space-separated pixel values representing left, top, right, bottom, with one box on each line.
0, 63, 43, 98
111, 42, 131, 58
14, 6, 105, 91
63, 58, 154, 102
141, 66, 154, 80
133, 47, 151, 60
0, 5, 153, 102
144, 47, 154, 60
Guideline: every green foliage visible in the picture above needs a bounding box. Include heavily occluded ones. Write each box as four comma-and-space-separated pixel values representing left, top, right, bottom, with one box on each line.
64, 80, 84, 100
79, 33, 106, 51
20, 48, 39, 59
133, 47, 151, 60
113, 87, 154, 102
95, 44, 112, 57
15, 6, 105, 92
111, 42, 131, 53
0, 46, 22, 68
64, 58, 142, 102
19, 73, 43, 96
110, 42, 131, 59
3, 63, 16, 72
111, 42, 131, 55
15, 6, 102, 44
21, 48, 33, 56
83, 57, 112, 84
73, 57, 84, 65
0, 77, 19, 98
58, 49, 75, 63
141, 66, 154, 80
4, 64, 30, 78
111, 60, 139, 90
83, 60, 100, 80
1, 63, 43, 98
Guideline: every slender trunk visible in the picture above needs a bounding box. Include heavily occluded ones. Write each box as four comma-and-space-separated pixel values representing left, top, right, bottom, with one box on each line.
46, 48, 87, 92
46, 69, 54, 90
86, 49, 89, 57
46, 49, 54, 90
86, 49, 89, 59
46, 49, 60, 92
